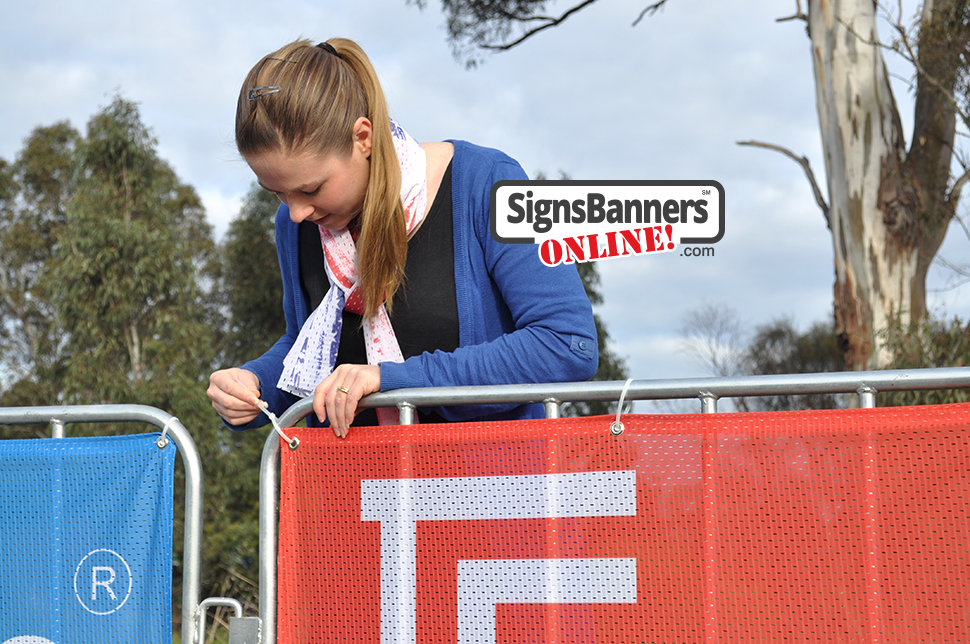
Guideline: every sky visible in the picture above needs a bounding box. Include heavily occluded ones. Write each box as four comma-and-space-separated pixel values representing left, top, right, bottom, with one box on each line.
1, 0, 967, 410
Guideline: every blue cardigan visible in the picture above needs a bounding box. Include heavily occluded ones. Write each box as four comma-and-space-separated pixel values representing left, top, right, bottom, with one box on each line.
236, 140, 598, 428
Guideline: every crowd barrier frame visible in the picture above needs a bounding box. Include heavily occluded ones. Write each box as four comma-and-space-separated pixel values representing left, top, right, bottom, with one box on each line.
259, 366, 970, 644
0, 404, 205, 644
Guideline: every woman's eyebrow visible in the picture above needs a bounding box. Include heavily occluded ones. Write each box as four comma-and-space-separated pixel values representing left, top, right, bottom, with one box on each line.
257, 177, 323, 193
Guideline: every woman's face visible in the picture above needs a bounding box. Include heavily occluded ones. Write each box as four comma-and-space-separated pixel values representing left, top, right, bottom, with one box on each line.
246, 117, 372, 231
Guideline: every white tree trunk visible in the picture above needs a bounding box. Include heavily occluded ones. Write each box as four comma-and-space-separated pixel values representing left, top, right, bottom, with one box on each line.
809, 0, 914, 370
126, 320, 143, 384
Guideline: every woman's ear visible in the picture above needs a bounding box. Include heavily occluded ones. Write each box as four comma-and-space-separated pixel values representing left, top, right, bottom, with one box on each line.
353, 117, 373, 159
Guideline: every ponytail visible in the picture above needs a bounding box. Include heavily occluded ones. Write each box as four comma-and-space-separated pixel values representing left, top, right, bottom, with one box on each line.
235, 37, 407, 319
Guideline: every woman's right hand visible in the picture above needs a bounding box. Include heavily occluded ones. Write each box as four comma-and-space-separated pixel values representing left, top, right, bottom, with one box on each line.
207, 368, 263, 425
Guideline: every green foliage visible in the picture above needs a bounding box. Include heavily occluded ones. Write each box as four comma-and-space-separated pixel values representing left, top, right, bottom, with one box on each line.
678, 305, 848, 411
218, 184, 286, 367
409, 0, 670, 66
881, 314, 970, 406
51, 97, 216, 404
0, 122, 79, 414
743, 317, 848, 411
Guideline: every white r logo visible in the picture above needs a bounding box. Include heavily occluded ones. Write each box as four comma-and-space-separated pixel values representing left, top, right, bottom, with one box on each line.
73, 549, 132, 615
91, 566, 117, 601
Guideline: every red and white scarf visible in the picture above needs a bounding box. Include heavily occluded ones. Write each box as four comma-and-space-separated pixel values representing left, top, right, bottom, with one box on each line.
277, 121, 427, 424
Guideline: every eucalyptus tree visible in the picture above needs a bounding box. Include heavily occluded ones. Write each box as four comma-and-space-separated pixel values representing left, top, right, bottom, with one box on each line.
411, 0, 970, 369
0, 122, 79, 413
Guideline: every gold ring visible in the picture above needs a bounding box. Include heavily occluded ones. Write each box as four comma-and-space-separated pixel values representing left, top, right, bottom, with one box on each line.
337, 386, 350, 394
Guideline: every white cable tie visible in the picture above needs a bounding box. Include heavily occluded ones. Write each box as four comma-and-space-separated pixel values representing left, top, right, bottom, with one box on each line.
264, 406, 299, 450
610, 378, 634, 436
158, 416, 177, 449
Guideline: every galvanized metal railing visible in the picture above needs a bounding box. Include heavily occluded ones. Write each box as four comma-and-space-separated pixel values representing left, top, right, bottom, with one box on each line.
258, 366, 970, 644
0, 405, 205, 644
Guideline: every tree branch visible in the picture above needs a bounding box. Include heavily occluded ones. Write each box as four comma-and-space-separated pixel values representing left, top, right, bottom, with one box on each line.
481, 0, 601, 51
951, 166, 970, 205
776, 0, 807, 23
737, 140, 831, 228
632, 0, 670, 28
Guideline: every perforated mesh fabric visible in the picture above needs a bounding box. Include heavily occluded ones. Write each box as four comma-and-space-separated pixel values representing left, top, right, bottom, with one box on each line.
278, 403, 970, 643
0, 433, 176, 644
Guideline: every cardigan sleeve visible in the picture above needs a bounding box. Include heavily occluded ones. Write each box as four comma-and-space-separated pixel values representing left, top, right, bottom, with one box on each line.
229, 205, 301, 430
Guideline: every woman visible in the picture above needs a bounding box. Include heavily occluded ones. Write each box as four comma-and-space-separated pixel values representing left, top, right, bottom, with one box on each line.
207, 38, 598, 437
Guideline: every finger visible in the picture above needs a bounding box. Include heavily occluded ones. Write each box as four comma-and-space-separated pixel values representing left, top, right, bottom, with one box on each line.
332, 365, 362, 438
339, 378, 361, 439
207, 390, 259, 424
207, 369, 264, 425
314, 371, 340, 430
210, 370, 260, 408
227, 370, 262, 407
332, 380, 352, 438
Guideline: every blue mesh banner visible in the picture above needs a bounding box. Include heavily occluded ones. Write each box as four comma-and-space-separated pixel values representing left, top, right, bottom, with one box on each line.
0, 433, 176, 644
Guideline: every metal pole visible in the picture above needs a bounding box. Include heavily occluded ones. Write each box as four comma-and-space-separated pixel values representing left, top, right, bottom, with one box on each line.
699, 393, 718, 414
857, 385, 877, 409
50, 419, 65, 439
337, 367, 970, 410
543, 398, 562, 419
198, 597, 244, 644
398, 402, 416, 425
258, 429, 280, 644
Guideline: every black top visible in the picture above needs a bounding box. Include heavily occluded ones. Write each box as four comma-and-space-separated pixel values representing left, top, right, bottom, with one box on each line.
298, 161, 458, 425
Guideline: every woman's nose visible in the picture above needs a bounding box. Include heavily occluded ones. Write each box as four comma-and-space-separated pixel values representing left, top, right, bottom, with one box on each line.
287, 196, 314, 223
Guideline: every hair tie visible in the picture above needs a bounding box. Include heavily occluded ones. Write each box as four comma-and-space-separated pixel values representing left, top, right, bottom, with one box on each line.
317, 41, 340, 58
317, 41, 337, 55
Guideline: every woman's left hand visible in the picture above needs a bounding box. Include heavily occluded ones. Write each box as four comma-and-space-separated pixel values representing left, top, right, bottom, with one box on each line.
315, 363, 381, 438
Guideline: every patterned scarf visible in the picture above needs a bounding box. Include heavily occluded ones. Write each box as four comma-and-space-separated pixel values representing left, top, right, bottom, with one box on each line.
277, 121, 428, 424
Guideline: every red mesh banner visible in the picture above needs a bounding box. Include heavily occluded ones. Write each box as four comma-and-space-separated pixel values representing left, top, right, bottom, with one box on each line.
278, 404, 970, 643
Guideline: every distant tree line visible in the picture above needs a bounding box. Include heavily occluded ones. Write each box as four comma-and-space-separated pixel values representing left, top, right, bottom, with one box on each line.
680, 302, 969, 411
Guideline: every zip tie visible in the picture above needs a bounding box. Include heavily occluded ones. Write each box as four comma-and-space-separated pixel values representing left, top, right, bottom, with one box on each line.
263, 405, 299, 450
157, 416, 177, 449
610, 379, 634, 436
229, 370, 299, 449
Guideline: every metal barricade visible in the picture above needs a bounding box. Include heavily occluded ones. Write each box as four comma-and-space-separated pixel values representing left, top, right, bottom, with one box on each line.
258, 366, 970, 644
0, 404, 205, 644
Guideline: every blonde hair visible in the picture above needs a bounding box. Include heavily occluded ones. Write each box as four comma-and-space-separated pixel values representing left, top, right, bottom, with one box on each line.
236, 38, 406, 319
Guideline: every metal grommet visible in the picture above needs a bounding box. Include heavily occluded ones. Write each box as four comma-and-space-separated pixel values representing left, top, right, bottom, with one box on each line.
157, 416, 177, 449
609, 378, 634, 437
